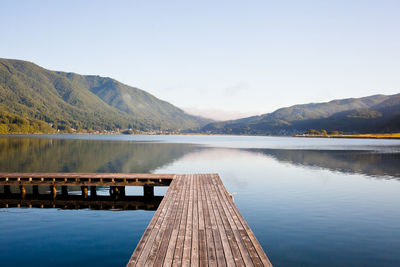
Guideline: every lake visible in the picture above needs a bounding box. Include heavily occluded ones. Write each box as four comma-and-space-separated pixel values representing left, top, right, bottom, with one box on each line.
1, 135, 400, 266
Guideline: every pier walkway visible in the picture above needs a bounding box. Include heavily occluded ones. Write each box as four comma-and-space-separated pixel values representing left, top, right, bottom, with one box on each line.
128, 174, 272, 267
0, 172, 272, 266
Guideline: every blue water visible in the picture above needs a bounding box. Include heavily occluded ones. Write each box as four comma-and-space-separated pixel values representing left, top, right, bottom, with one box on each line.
1, 135, 400, 266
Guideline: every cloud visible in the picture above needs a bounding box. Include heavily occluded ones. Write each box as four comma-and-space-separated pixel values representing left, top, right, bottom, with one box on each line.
223, 81, 249, 97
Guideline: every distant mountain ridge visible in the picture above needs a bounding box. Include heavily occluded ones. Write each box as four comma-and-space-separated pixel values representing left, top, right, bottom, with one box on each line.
0, 58, 210, 132
201, 94, 400, 135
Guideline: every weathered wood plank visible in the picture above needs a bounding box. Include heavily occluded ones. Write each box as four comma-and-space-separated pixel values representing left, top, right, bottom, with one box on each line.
204, 174, 236, 267
203, 174, 227, 267
172, 175, 191, 266
145, 175, 185, 266
208, 175, 246, 266
196, 174, 208, 267
191, 175, 199, 267
199, 174, 217, 267
154, 175, 187, 266
182, 174, 194, 267
162, 175, 190, 266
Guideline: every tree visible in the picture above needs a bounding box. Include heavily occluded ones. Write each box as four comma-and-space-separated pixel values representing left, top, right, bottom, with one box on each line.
0, 124, 8, 134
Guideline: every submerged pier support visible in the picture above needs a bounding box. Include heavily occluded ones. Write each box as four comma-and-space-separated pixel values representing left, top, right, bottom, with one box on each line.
90, 186, 97, 197
33, 185, 39, 197
143, 185, 154, 198
62, 186, 68, 197
81, 186, 88, 198
4, 185, 11, 195
19, 185, 26, 198
49, 185, 57, 199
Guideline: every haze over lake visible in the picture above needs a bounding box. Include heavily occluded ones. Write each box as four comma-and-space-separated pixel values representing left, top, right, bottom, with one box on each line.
1, 135, 400, 266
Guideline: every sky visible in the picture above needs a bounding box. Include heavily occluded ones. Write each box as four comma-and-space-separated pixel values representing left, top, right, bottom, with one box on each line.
1, 0, 400, 120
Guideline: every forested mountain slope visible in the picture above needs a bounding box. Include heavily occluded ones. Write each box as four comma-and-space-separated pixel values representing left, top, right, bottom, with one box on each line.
201, 94, 400, 135
0, 58, 210, 132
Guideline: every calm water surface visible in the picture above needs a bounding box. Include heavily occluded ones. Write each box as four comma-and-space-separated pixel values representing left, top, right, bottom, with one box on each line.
1, 135, 400, 266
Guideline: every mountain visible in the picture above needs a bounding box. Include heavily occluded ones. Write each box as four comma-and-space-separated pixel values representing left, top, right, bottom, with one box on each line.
201, 94, 400, 135
0, 58, 210, 133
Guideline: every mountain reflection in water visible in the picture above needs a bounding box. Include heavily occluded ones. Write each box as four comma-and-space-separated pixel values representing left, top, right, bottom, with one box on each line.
250, 149, 400, 179
0, 137, 200, 173
1, 136, 399, 179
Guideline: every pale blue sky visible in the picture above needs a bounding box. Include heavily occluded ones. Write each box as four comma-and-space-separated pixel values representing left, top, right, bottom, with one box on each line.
1, 0, 400, 120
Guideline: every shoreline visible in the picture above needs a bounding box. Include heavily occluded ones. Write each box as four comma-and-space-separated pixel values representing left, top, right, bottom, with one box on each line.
293, 134, 400, 140
1, 132, 400, 139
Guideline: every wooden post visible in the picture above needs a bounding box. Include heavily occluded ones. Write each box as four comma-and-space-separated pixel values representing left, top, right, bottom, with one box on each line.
109, 186, 119, 197
90, 186, 97, 197
32, 185, 39, 197
81, 186, 88, 198
20, 185, 26, 198
4, 185, 11, 195
118, 186, 125, 197
62, 186, 68, 197
144, 185, 154, 198
49, 185, 57, 199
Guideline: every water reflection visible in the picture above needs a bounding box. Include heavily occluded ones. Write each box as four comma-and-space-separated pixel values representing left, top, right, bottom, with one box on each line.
1, 136, 400, 179
250, 149, 400, 179
0, 189, 162, 210
0, 137, 200, 173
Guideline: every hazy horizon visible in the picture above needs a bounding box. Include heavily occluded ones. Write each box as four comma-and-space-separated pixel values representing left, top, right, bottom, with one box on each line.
1, 1, 399, 120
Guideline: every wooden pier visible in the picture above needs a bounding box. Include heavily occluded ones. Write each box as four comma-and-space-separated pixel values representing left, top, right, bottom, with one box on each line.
128, 174, 272, 267
0, 172, 272, 266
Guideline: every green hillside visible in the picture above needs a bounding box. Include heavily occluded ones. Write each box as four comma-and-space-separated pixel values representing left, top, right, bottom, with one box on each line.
201, 94, 400, 135
0, 58, 210, 133
0, 110, 55, 134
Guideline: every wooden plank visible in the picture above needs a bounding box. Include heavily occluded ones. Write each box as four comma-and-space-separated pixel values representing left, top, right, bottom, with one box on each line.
154, 175, 186, 266
196, 174, 208, 267
162, 175, 190, 266
182, 174, 194, 267
204, 174, 236, 267
203, 174, 227, 267
199, 174, 217, 267
145, 175, 185, 265
208, 175, 246, 266
191, 175, 199, 267
172, 175, 191, 266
